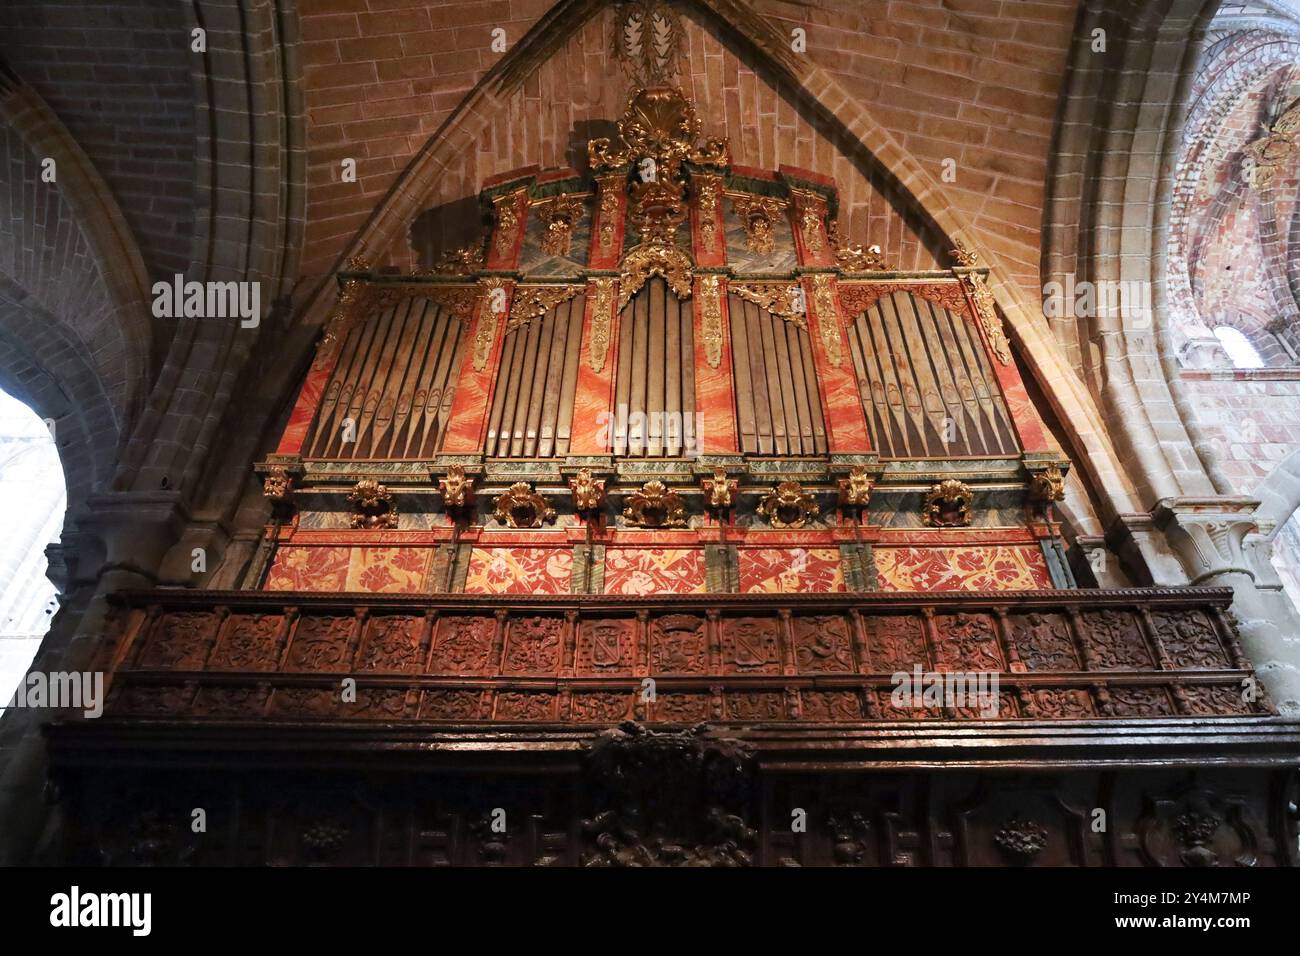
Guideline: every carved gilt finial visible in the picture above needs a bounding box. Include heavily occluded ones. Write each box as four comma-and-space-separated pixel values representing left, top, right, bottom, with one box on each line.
438, 464, 475, 510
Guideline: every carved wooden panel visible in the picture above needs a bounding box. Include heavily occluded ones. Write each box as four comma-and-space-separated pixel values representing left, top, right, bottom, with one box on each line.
844, 289, 1017, 458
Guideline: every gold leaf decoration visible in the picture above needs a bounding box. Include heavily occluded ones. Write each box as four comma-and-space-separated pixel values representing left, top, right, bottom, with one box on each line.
811, 274, 842, 368
730, 282, 806, 329
507, 285, 583, 333
699, 274, 723, 369
589, 278, 615, 373
618, 241, 693, 310
960, 273, 1011, 366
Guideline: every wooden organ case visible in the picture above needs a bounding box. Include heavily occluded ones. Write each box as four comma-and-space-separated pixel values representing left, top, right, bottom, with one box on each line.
47, 87, 1299, 868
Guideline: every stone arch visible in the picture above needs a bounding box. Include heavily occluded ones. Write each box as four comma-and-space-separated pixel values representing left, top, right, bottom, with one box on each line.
1250, 445, 1300, 537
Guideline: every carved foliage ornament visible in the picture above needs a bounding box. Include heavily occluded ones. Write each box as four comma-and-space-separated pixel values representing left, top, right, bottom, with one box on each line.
620, 241, 694, 311
924, 479, 973, 528
569, 469, 606, 513
1028, 463, 1066, 507
263, 466, 293, 505
536, 193, 586, 257
837, 465, 873, 509
508, 284, 583, 332
473, 279, 508, 372
793, 190, 828, 255
811, 274, 843, 368
701, 468, 738, 510
493, 482, 556, 528
349, 479, 398, 529
588, 278, 615, 372
698, 274, 723, 368
438, 464, 474, 510
730, 282, 806, 327
828, 223, 888, 271
492, 191, 522, 259
623, 480, 688, 528
961, 273, 1012, 366
694, 174, 722, 254
758, 480, 819, 530
730, 195, 784, 254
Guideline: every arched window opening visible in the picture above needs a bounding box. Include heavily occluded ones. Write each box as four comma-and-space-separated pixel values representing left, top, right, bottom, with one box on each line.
1213, 325, 1265, 369
0, 386, 66, 712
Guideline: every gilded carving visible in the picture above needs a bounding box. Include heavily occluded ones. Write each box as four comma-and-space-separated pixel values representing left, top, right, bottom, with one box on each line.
569, 468, 606, 513
492, 192, 521, 260
493, 482, 556, 528
588, 277, 614, 372
536, 194, 586, 257
507, 284, 583, 332
793, 190, 827, 256
837, 465, 873, 509
961, 272, 1012, 366
425, 241, 485, 276
730, 195, 784, 254
598, 183, 621, 254
699, 273, 723, 368
348, 478, 398, 529
472, 279, 507, 373
622, 479, 688, 527
700, 467, 737, 510
438, 464, 474, 510
923, 479, 973, 528
811, 274, 843, 367
1027, 463, 1066, 507
694, 174, 722, 254
757, 480, 819, 530
829, 222, 888, 271
619, 241, 693, 310
729, 281, 806, 327
949, 241, 979, 267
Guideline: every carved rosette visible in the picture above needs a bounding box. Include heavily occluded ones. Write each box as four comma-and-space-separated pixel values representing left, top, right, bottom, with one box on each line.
700, 467, 738, 510
438, 464, 474, 510
923, 479, 973, 528
492, 482, 556, 528
837, 465, 873, 509
757, 480, 819, 529
348, 479, 398, 529
699, 274, 723, 368
588, 278, 615, 372
811, 274, 843, 368
623, 480, 688, 528
569, 469, 606, 514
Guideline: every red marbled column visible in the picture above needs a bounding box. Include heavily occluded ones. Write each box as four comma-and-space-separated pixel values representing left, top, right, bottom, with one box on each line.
693, 274, 740, 453
440, 281, 514, 453
801, 273, 873, 454
961, 275, 1050, 452
588, 173, 627, 270
569, 278, 620, 454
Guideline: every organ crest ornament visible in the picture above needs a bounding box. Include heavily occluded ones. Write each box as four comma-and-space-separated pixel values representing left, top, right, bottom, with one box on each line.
924, 479, 974, 528
493, 482, 556, 528
437, 465, 474, 510
536, 194, 586, 257
730, 282, 806, 326
622, 480, 688, 528
701, 468, 738, 510
829, 222, 888, 271
348, 479, 398, 529
569, 469, 606, 514
758, 481, 819, 530
838, 466, 873, 509
731, 195, 784, 254
612, 1, 683, 87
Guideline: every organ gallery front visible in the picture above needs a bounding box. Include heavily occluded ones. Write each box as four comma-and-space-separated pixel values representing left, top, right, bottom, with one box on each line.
46, 80, 1297, 868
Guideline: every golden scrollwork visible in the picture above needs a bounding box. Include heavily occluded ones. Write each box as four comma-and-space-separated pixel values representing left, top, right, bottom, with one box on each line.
569, 468, 606, 513
960, 273, 1012, 366
349, 479, 398, 530
811, 274, 843, 368
694, 174, 722, 254
837, 466, 873, 509
828, 223, 888, 271
619, 241, 694, 310
421, 285, 480, 320
313, 276, 371, 371
508, 285, 584, 332
949, 241, 979, 268
757, 480, 820, 530
793, 190, 827, 256
588, 86, 729, 174
699, 274, 723, 369
597, 177, 622, 254
589, 278, 615, 372
923, 479, 973, 528
537, 193, 586, 257
700, 468, 738, 510
423, 242, 485, 276
622, 480, 688, 528
493, 482, 556, 528
438, 464, 474, 510
730, 281, 806, 328
730, 195, 785, 254
492, 192, 522, 259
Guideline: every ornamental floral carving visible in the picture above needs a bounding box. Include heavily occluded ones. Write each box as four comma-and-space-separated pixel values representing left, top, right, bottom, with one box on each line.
698, 274, 723, 368
492, 191, 522, 259
693, 174, 722, 254
757, 480, 819, 530
994, 816, 1048, 862
472, 279, 508, 372
923, 479, 973, 528
348, 479, 398, 529
729, 281, 806, 327
700, 467, 737, 510
536, 194, 586, 257
811, 274, 843, 367
619, 241, 693, 310
793, 189, 828, 256
961, 272, 1012, 366
837, 465, 873, 509
596, 176, 622, 254
492, 482, 556, 528
622, 480, 688, 528
829, 222, 888, 271
730, 195, 784, 254
949, 241, 979, 267
508, 284, 583, 332
438, 464, 474, 510
263, 465, 294, 515
588, 278, 614, 372
569, 468, 606, 513
1027, 462, 1066, 510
